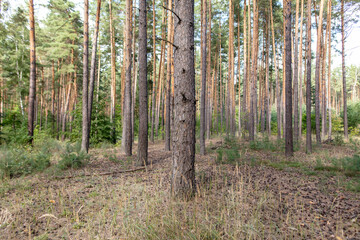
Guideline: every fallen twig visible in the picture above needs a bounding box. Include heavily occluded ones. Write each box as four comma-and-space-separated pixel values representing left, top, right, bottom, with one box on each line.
56, 167, 147, 179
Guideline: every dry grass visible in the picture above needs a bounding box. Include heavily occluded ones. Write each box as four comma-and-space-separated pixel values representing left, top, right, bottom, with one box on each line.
0, 138, 359, 239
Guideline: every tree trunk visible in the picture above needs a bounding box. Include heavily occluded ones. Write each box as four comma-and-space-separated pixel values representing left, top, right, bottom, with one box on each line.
293, 0, 300, 142
206, 0, 212, 139
284, 0, 293, 156
341, 0, 348, 140
265, 14, 270, 135
200, 0, 207, 155
109, 0, 116, 144
150, 0, 157, 143
314, 0, 325, 144
81, 0, 89, 152
306, 0, 312, 153
122, 0, 133, 155
242, 0, 247, 137
298, 0, 304, 140
138, 0, 148, 166
327, 0, 332, 140
28, 0, 36, 145
171, 0, 196, 199
87, 0, 101, 149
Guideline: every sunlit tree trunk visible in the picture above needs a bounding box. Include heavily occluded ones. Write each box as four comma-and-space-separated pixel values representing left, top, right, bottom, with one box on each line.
341, 0, 348, 140
327, 0, 332, 140
28, 0, 36, 145
150, 0, 156, 143
200, 0, 207, 155
306, 0, 312, 153
109, 0, 116, 144
293, 0, 300, 142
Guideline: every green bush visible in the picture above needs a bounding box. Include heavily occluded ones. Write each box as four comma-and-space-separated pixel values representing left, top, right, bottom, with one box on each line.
216, 137, 240, 164
249, 137, 283, 152
57, 143, 89, 170
0, 146, 50, 178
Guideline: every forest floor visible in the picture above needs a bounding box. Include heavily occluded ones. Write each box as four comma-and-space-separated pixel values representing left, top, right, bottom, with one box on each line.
0, 136, 360, 240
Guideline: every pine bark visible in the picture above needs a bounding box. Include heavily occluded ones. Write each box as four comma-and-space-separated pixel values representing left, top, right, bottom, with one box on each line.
171, 0, 196, 199
306, 0, 312, 153
150, 0, 156, 143
200, 0, 207, 155
28, 0, 36, 145
138, 0, 148, 166
298, 0, 304, 139
341, 0, 348, 140
109, 0, 116, 144
121, 0, 133, 155
284, 0, 293, 156
81, 0, 89, 152
327, 0, 332, 140
293, 0, 300, 142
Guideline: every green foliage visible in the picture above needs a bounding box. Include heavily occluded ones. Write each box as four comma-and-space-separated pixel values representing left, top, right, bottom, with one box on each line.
0, 107, 30, 145
216, 137, 240, 164
0, 146, 50, 179
57, 142, 89, 170
314, 154, 360, 177
333, 134, 344, 146
249, 136, 283, 152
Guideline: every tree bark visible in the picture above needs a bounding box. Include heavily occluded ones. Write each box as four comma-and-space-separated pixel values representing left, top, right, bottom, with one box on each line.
341, 0, 348, 140
306, 0, 312, 153
200, 0, 207, 155
327, 0, 332, 140
171, 0, 196, 199
284, 0, 293, 156
121, 0, 133, 155
298, 0, 304, 140
138, 0, 148, 166
81, 0, 89, 152
28, 0, 36, 145
109, 0, 116, 144
293, 0, 300, 142
150, 0, 157, 143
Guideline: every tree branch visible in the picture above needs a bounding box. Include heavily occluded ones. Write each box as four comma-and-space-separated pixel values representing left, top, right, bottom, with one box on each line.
156, 37, 178, 50
162, 5, 181, 23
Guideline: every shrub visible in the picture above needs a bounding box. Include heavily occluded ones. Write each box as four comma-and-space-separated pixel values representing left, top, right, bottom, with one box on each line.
57, 143, 89, 170
216, 137, 240, 164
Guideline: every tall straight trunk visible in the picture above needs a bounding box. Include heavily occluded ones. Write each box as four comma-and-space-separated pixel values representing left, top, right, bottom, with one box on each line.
314, 0, 325, 144
249, 0, 258, 141
109, 0, 116, 144
270, 0, 281, 140
28, 0, 36, 145
138, 0, 148, 166
81, 0, 89, 152
87, 0, 101, 148
51, 61, 55, 134
219, 26, 223, 132
227, 0, 234, 137
171, 0, 196, 199
298, 0, 304, 139
237, 11, 241, 135
206, 0, 212, 139
165, 0, 173, 151
265, 14, 270, 135
341, 0, 348, 140
122, 0, 133, 155
327, 0, 332, 140
284, 0, 293, 156
200, 0, 207, 155
247, 0, 251, 135
306, 0, 312, 153
242, 0, 247, 137
321, 26, 327, 140
293, 0, 300, 142
150, 0, 156, 142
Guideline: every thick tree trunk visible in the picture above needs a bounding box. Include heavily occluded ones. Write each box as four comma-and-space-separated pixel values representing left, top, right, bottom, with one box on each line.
87, 0, 101, 149
122, 0, 133, 155
171, 0, 196, 199
284, 0, 293, 156
81, 0, 89, 152
341, 0, 348, 140
306, 0, 312, 153
138, 0, 148, 166
28, 0, 36, 145
200, 0, 207, 155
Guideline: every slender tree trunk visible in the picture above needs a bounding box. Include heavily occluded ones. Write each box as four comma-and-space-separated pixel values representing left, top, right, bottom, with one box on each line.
87, 0, 101, 149
109, 0, 116, 144
314, 0, 325, 144
138, 0, 148, 166
150, 0, 157, 143
237, 11, 242, 136
341, 0, 348, 140
165, 0, 173, 151
28, 0, 36, 145
284, 0, 293, 156
327, 0, 332, 140
81, 0, 89, 152
321, 26, 327, 140
206, 0, 212, 139
265, 14, 270, 135
298, 0, 304, 140
293, 0, 300, 142
200, 0, 207, 155
171, 0, 196, 199
306, 0, 312, 153
122, 0, 133, 155
242, 0, 247, 137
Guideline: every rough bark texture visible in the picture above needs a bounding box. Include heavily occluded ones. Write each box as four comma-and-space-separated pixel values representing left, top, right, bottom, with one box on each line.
28, 0, 36, 145
284, 0, 293, 156
81, 0, 89, 152
200, 0, 207, 155
150, 0, 156, 143
121, 0, 133, 156
306, 0, 312, 153
109, 0, 116, 144
327, 0, 332, 140
341, 0, 348, 140
87, 0, 101, 149
298, 0, 304, 139
171, 0, 196, 199
138, 0, 148, 166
